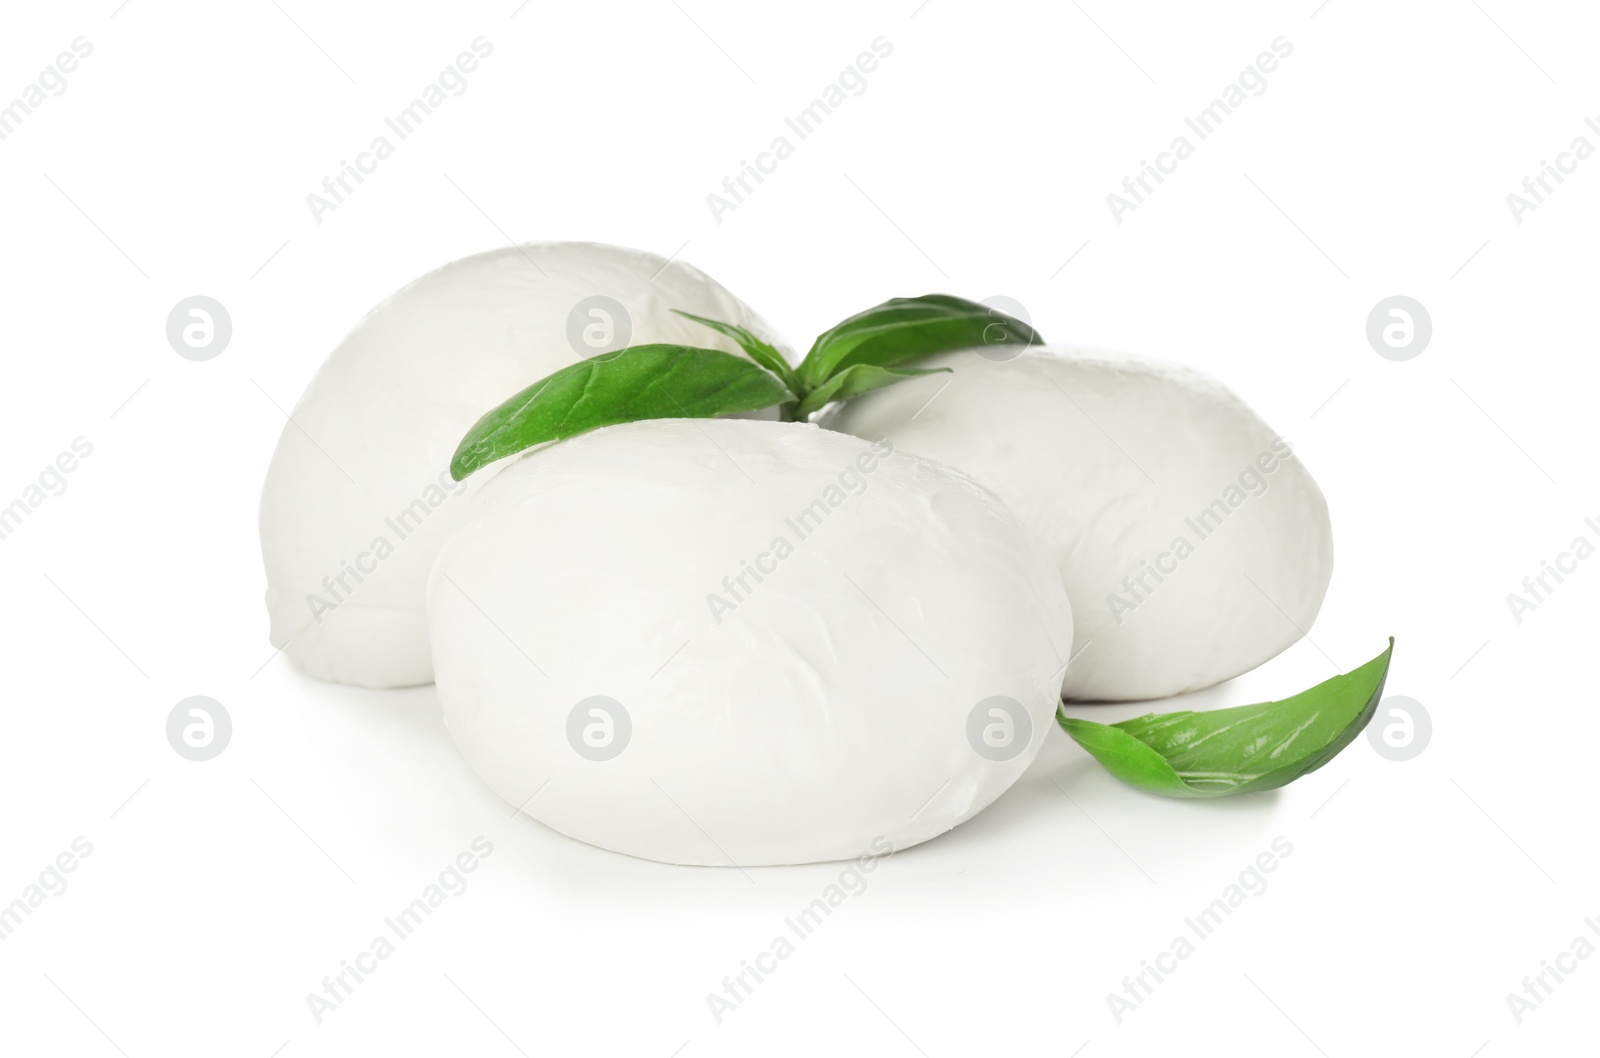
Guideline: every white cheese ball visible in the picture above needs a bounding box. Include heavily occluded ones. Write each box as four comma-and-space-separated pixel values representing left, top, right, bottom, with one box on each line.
259, 242, 787, 688
823, 347, 1333, 701
427, 419, 1073, 866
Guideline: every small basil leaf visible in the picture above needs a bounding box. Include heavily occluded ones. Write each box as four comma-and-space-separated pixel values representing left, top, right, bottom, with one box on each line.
450, 345, 791, 480
672, 309, 799, 392
1058, 639, 1394, 799
793, 363, 951, 419
797, 294, 1041, 388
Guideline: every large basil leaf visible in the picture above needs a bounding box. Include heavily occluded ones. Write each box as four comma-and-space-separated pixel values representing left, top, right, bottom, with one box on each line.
1058, 640, 1394, 798
450, 345, 791, 480
796, 294, 1040, 387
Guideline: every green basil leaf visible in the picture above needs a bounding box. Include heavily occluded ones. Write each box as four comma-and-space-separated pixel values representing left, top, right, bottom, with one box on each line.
796, 294, 1041, 388
1058, 639, 1395, 798
793, 363, 951, 419
450, 345, 791, 480
672, 309, 799, 392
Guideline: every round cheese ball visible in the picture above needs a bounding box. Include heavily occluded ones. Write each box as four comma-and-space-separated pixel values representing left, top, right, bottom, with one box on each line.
259, 242, 787, 688
823, 346, 1333, 701
427, 419, 1073, 866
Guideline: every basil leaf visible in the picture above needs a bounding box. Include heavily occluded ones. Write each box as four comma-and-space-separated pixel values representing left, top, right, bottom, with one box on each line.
672, 309, 799, 392
1058, 639, 1395, 798
450, 345, 791, 480
796, 294, 1041, 388
793, 363, 951, 419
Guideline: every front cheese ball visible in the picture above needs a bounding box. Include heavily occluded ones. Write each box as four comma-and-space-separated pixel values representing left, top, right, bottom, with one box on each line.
259, 242, 787, 688
824, 347, 1333, 702
427, 419, 1073, 866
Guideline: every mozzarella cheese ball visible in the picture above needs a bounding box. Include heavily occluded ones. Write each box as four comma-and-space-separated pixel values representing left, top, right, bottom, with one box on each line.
824, 347, 1333, 701
427, 419, 1072, 866
259, 242, 787, 688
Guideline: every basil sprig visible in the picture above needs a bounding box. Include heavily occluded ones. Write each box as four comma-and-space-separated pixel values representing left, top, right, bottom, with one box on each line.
1058, 639, 1394, 798
450, 294, 1036, 479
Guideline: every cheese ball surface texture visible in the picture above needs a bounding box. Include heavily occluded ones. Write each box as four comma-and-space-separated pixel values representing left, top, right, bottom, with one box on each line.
427, 420, 1073, 866
259, 242, 786, 689
823, 346, 1333, 702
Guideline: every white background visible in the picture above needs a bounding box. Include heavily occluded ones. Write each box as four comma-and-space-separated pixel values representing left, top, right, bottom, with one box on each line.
2, 1, 1596, 1055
